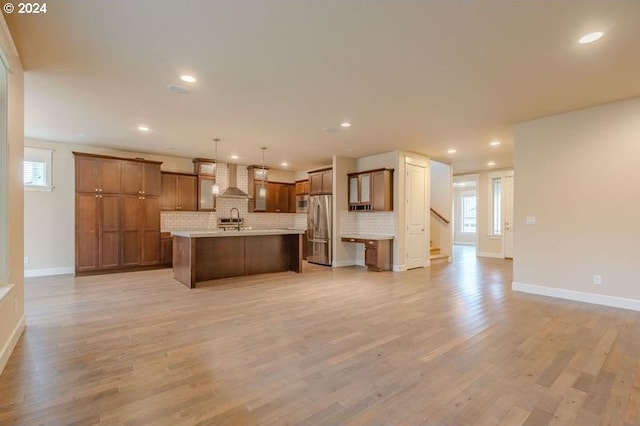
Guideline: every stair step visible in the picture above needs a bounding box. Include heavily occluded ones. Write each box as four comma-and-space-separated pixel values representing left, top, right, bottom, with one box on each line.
430, 253, 449, 264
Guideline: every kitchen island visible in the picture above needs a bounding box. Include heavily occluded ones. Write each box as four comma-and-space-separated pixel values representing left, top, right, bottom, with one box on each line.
171, 229, 305, 288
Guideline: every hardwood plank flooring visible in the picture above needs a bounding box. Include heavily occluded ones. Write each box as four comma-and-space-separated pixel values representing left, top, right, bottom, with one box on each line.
1, 246, 639, 425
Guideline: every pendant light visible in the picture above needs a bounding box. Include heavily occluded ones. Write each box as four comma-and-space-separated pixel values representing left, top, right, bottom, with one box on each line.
211, 138, 220, 195
259, 147, 267, 197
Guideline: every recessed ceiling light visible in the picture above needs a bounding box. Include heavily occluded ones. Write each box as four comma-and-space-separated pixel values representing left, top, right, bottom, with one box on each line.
281, 162, 288, 167
137, 125, 150, 132
230, 155, 239, 160
447, 148, 457, 154
340, 122, 351, 128
180, 75, 197, 83
487, 161, 496, 167
579, 31, 603, 44
167, 84, 191, 95
490, 140, 501, 146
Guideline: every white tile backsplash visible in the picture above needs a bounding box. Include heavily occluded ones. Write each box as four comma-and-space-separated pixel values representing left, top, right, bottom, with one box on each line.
340, 211, 396, 237
162, 208, 307, 231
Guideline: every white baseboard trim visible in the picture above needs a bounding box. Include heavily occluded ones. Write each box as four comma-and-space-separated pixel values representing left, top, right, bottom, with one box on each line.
512, 281, 640, 312
453, 241, 476, 246
24, 267, 74, 278
477, 252, 503, 259
393, 264, 406, 272
0, 315, 25, 375
332, 260, 356, 268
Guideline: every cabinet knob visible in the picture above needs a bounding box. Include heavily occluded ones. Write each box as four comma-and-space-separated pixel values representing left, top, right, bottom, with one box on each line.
99, 189, 102, 192
368, 241, 374, 245
142, 191, 145, 195
95, 195, 99, 198
350, 239, 355, 242
95, 188, 99, 192
99, 195, 102, 198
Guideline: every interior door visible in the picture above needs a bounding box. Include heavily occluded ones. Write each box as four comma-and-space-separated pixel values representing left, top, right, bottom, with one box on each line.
504, 175, 514, 258
405, 163, 427, 269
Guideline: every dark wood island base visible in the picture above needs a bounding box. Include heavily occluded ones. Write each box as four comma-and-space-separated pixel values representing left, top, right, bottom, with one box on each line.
172, 232, 303, 288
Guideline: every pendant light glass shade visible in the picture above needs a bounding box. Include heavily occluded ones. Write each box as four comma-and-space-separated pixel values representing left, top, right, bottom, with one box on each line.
259, 146, 267, 197
211, 138, 220, 195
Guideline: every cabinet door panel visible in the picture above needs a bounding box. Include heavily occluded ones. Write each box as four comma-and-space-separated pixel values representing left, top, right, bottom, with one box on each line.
99, 195, 121, 269
349, 176, 359, 204
99, 159, 123, 194
143, 163, 161, 196
177, 175, 197, 211
198, 177, 215, 210
161, 174, 178, 210
121, 161, 142, 195
360, 174, 371, 203
75, 157, 100, 193
142, 231, 161, 265
75, 194, 98, 271
309, 173, 323, 194
254, 183, 266, 211
121, 196, 141, 267
322, 170, 333, 194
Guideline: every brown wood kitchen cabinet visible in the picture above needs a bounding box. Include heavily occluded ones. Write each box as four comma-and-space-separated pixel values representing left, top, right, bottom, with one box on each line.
75, 153, 122, 194
161, 172, 197, 211
347, 168, 393, 211
160, 232, 172, 266
74, 152, 163, 275
295, 179, 309, 195
309, 168, 332, 195
75, 193, 121, 273
121, 160, 161, 196
121, 195, 161, 267
265, 182, 295, 213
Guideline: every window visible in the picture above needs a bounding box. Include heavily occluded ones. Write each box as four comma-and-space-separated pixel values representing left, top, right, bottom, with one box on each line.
490, 177, 502, 236
24, 147, 53, 191
461, 193, 476, 233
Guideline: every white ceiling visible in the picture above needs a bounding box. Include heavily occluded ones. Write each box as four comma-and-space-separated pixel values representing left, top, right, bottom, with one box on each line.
7, 0, 640, 173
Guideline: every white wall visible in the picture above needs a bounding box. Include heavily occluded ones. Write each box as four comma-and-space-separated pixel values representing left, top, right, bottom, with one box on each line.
430, 161, 452, 256
0, 16, 25, 375
513, 96, 640, 308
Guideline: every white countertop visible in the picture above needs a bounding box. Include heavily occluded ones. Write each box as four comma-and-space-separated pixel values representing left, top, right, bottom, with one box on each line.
341, 235, 395, 241
172, 229, 306, 238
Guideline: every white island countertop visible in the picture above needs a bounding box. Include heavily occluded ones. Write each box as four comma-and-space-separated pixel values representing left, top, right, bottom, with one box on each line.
171, 229, 306, 238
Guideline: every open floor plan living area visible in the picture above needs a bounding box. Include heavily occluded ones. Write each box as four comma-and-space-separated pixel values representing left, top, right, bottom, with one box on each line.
1, 1, 639, 425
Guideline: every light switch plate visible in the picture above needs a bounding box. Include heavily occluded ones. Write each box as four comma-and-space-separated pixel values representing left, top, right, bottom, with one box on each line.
526, 216, 536, 225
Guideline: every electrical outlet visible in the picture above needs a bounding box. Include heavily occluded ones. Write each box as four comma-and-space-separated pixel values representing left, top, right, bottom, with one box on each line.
526, 216, 536, 225
593, 274, 602, 285
24, 256, 29, 265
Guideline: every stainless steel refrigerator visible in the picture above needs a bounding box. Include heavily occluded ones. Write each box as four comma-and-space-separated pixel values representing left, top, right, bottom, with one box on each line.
307, 194, 332, 266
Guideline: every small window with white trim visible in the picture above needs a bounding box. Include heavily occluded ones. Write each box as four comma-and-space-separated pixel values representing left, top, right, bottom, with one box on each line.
24, 147, 53, 191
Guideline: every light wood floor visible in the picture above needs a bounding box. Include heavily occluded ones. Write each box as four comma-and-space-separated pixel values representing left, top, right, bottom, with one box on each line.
1, 247, 639, 425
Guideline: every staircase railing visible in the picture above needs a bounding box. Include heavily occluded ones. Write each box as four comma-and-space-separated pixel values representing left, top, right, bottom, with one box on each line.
430, 208, 450, 224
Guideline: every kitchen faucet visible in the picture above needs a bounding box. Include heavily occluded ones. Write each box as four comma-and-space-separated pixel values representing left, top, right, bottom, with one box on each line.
230, 207, 241, 231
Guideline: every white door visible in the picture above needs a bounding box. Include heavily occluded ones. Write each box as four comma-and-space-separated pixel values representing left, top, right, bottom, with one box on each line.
406, 163, 427, 269
504, 175, 514, 258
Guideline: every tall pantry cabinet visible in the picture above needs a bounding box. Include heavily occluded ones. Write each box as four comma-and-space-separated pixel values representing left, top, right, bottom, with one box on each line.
74, 152, 162, 275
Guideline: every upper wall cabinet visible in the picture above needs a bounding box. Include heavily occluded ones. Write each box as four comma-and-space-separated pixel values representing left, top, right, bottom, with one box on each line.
121, 160, 161, 196
75, 154, 122, 194
347, 168, 393, 211
161, 172, 197, 211
295, 180, 309, 195
309, 168, 332, 195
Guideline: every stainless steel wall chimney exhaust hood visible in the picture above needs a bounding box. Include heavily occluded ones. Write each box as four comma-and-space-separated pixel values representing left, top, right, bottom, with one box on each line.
219, 163, 250, 199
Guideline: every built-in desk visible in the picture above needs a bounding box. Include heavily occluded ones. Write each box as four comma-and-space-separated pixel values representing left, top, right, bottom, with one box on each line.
341, 235, 394, 271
